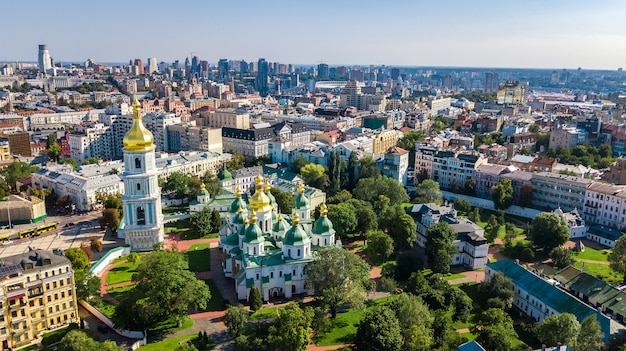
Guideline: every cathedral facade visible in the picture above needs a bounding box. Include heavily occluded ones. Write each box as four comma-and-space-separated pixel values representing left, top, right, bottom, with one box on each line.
218, 174, 337, 302
118, 98, 164, 251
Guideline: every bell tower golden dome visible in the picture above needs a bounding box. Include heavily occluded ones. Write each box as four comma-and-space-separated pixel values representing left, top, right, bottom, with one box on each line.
123, 97, 155, 152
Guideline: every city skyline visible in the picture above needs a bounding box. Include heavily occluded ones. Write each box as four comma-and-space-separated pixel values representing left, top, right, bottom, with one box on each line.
2, 0, 626, 70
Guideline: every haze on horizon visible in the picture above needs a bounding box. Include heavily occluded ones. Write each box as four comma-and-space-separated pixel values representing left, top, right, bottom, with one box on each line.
3, 0, 626, 70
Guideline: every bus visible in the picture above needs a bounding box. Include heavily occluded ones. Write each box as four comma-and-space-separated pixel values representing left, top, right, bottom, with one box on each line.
0, 234, 9, 244
36, 223, 57, 235
18, 228, 37, 239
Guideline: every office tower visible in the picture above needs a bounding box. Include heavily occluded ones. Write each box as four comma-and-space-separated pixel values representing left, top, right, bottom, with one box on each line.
148, 57, 158, 73
391, 68, 400, 80
38, 44, 53, 76
484, 72, 499, 92
240, 60, 248, 73
218, 59, 229, 78
317, 63, 329, 78
133, 59, 144, 75
256, 58, 269, 96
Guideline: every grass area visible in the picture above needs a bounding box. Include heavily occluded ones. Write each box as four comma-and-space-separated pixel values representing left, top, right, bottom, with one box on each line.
137, 332, 213, 351
105, 260, 141, 285
180, 231, 218, 240
573, 261, 624, 285
107, 284, 136, 304
98, 299, 117, 318
476, 220, 524, 238
162, 205, 189, 215
444, 273, 466, 281
202, 280, 226, 311
16, 345, 39, 351
40, 323, 79, 347
165, 219, 191, 230
187, 243, 211, 272
149, 316, 194, 336
250, 307, 279, 320
574, 246, 611, 262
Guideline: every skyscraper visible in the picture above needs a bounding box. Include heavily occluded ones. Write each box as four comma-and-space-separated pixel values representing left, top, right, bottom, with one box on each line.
147, 57, 158, 74
484, 72, 499, 93
256, 58, 269, 96
391, 68, 400, 81
317, 63, 329, 78
218, 59, 229, 78
38, 44, 53, 76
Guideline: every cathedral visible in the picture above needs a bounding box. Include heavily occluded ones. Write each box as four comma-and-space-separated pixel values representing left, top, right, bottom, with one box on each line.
118, 98, 164, 251
218, 174, 338, 302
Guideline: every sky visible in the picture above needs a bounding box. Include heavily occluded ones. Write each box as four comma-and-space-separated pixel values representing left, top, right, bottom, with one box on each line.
2, 0, 626, 70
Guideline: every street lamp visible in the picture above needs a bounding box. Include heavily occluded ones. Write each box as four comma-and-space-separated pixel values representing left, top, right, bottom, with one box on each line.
5, 200, 11, 230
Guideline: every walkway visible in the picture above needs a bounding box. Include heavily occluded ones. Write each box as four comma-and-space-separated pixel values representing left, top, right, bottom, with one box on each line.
99, 259, 131, 304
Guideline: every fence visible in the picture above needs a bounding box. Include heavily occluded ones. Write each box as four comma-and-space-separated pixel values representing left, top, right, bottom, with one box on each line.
89, 245, 131, 276
79, 300, 145, 341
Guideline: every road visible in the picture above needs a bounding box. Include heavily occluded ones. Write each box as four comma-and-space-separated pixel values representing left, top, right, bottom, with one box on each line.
0, 211, 117, 259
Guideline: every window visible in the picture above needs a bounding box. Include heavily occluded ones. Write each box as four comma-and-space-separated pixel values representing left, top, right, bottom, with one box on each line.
137, 183, 141, 191
270, 272, 274, 279
137, 207, 146, 225
135, 158, 141, 169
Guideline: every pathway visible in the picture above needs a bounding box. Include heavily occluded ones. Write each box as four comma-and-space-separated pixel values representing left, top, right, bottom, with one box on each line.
99, 259, 130, 304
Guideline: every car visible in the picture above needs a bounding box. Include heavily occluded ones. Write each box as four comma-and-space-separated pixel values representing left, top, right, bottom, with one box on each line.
97, 324, 109, 333
68, 222, 75, 226
2, 240, 12, 246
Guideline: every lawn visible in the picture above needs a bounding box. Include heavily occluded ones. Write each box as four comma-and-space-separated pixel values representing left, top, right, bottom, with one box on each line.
574, 246, 611, 262
149, 316, 194, 336
573, 261, 624, 285
137, 332, 213, 351
250, 307, 279, 320
98, 299, 117, 318
107, 284, 136, 303
165, 219, 191, 230
106, 260, 141, 285
162, 205, 189, 215
187, 243, 211, 272
202, 280, 226, 311
445, 273, 466, 281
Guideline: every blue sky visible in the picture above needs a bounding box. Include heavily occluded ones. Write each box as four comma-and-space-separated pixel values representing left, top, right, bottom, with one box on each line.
2, 0, 626, 69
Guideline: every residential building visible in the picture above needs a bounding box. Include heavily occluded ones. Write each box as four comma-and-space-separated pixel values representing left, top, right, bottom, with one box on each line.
531, 172, 591, 212
219, 175, 338, 301
4, 132, 31, 157
414, 144, 438, 182
475, 164, 510, 199
586, 224, 624, 248
198, 109, 250, 130
167, 124, 223, 153
377, 147, 409, 185
142, 112, 181, 152
496, 80, 527, 105
505, 132, 536, 158
0, 250, 79, 350
222, 127, 275, 158
583, 182, 626, 229
484, 72, 498, 93
549, 126, 585, 150
118, 98, 164, 251
486, 260, 623, 340
509, 155, 557, 173
407, 203, 489, 269
69, 122, 112, 162
0, 137, 11, 161
427, 96, 451, 116
553, 207, 587, 238
603, 157, 626, 185
371, 130, 397, 155
430, 150, 488, 191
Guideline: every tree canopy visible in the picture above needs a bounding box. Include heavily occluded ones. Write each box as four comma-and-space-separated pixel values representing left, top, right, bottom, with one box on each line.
530, 212, 570, 251
535, 313, 580, 347
355, 305, 402, 351
305, 246, 372, 318
353, 175, 409, 205
365, 230, 394, 264
470, 308, 516, 351
358, 156, 380, 179
425, 222, 457, 274
190, 207, 219, 238
300, 163, 329, 190
112, 249, 211, 330
396, 131, 426, 151
270, 187, 294, 214
546, 144, 615, 169
58, 330, 118, 351
491, 178, 514, 210
411, 179, 442, 204
267, 303, 312, 351
609, 236, 626, 284
0, 162, 38, 192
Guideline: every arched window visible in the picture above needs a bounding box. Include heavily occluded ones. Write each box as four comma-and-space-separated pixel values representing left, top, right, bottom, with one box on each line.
136, 183, 141, 191
137, 207, 146, 225
135, 158, 141, 169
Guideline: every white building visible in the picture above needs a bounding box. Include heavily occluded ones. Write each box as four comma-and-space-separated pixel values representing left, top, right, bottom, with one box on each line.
583, 182, 626, 229
553, 207, 587, 238
118, 98, 164, 251
407, 203, 489, 269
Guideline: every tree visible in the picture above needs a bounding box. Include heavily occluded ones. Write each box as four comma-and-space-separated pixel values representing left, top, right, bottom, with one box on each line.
347, 200, 379, 235
358, 156, 380, 179
388, 294, 434, 351
397, 131, 425, 151
471, 308, 516, 351
326, 203, 357, 238
74, 270, 101, 301
101, 193, 122, 210
0, 162, 38, 192
100, 208, 120, 233
270, 187, 294, 214
550, 246, 576, 269
355, 306, 402, 351
425, 222, 457, 274
609, 236, 626, 284
353, 176, 409, 205
224, 305, 249, 337
127, 252, 139, 264
503, 222, 517, 247
454, 198, 472, 214
519, 183, 535, 208
485, 214, 500, 243
58, 330, 118, 351
530, 212, 570, 251
388, 212, 416, 250
90, 236, 103, 252
200, 171, 220, 198
528, 123, 540, 133
346, 151, 358, 191
463, 177, 477, 196
112, 250, 211, 330
574, 315, 604, 351
396, 251, 423, 281
491, 178, 514, 210
536, 313, 580, 347
190, 207, 214, 239
80, 243, 93, 260
300, 163, 329, 189
365, 230, 393, 264
289, 155, 310, 174
48, 141, 62, 162
65, 248, 91, 271
478, 272, 514, 310
163, 172, 190, 198
468, 207, 480, 223
248, 286, 263, 311
411, 179, 442, 204
327, 151, 343, 196
306, 246, 371, 318
267, 303, 312, 351
227, 150, 245, 171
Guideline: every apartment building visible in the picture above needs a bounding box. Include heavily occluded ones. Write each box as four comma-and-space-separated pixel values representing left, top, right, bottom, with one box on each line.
0, 250, 79, 350
431, 150, 488, 191
549, 126, 585, 150
531, 172, 592, 212
583, 182, 626, 229
377, 147, 409, 185
167, 124, 223, 153
198, 108, 250, 129
68, 122, 112, 162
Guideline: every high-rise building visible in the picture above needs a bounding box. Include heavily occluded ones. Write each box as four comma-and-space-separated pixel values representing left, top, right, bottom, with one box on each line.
317, 63, 329, 78
37, 44, 53, 76
496, 80, 527, 105
147, 57, 158, 74
119, 98, 164, 251
256, 58, 269, 96
218, 59, 229, 78
484, 72, 499, 92
4, 132, 31, 157
391, 68, 400, 80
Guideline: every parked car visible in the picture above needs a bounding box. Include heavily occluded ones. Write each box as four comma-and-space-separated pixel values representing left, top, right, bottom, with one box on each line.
97, 324, 109, 333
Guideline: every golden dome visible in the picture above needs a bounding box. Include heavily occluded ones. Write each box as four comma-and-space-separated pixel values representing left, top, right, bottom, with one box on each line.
320, 203, 328, 216
292, 212, 300, 226
249, 211, 257, 224
249, 173, 272, 213
123, 97, 155, 152
264, 182, 272, 192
